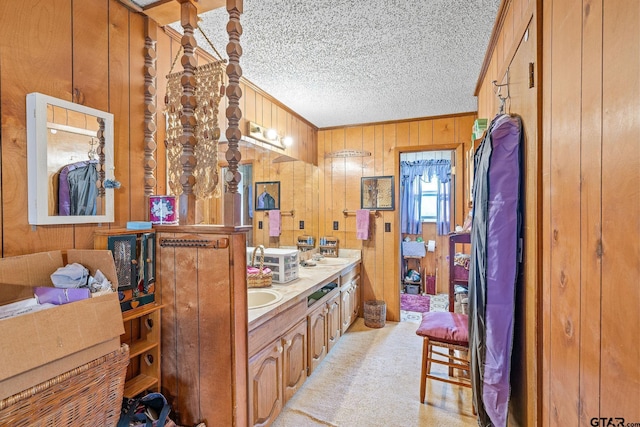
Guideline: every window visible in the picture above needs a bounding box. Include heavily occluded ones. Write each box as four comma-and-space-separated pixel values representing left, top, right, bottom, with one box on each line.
420, 178, 438, 222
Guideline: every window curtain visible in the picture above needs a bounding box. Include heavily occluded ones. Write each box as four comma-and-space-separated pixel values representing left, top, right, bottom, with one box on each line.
400, 159, 451, 234
436, 179, 450, 235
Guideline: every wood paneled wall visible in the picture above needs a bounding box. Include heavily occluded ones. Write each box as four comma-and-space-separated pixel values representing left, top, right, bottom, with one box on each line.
475, 0, 540, 425
0, 0, 148, 256
542, 1, 640, 425
316, 114, 475, 322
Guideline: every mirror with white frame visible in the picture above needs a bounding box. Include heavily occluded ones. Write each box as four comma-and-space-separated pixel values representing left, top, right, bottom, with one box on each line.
26, 92, 115, 225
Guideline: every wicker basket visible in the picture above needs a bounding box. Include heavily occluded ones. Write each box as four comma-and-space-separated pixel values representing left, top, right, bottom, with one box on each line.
364, 300, 387, 328
247, 245, 273, 288
0, 344, 129, 427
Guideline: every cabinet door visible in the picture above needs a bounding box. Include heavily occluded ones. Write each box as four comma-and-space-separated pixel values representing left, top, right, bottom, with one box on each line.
351, 275, 360, 320
108, 234, 138, 290
307, 303, 327, 376
141, 232, 156, 291
282, 320, 307, 403
341, 287, 352, 335
326, 293, 341, 353
249, 341, 283, 427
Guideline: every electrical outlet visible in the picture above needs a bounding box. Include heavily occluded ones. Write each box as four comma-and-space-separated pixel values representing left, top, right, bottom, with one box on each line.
299, 220, 305, 230
333, 221, 339, 230
385, 222, 391, 232
258, 221, 263, 230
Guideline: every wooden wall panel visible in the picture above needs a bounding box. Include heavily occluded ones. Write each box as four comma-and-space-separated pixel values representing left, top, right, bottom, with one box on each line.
71, 0, 111, 249
538, 0, 640, 425
344, 127, 363, 250
109, 0, 132, 227
0, 2, 194, 255
578, 0, 603, 424
600, 1, 640, 418
128, 12, 148, 223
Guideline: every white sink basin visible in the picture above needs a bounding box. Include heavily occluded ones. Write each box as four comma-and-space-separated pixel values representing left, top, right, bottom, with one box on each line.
248, 289, 283, 309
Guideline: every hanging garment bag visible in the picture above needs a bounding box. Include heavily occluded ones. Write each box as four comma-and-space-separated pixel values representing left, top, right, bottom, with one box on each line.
468, 114, 523, 427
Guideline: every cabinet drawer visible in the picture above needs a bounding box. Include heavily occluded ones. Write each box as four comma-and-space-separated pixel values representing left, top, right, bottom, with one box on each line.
248, 299, 306, 356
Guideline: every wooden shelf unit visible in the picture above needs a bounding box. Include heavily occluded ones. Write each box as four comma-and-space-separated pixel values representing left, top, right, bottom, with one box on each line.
319, 237, 339, 257
95, 228, 163, 399
297, 235, 315, 252
448, 232, 471, 312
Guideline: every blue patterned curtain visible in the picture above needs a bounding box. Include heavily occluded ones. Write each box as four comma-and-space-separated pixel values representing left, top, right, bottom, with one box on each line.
400, 159, 451, 234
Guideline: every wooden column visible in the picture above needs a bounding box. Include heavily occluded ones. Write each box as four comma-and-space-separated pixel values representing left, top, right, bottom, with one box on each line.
178, 1, 198, 225
223, 0, 243, 226
144, 18, 158, 220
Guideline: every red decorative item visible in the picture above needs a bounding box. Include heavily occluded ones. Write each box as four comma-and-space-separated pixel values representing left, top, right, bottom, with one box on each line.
149, 195, 178, 225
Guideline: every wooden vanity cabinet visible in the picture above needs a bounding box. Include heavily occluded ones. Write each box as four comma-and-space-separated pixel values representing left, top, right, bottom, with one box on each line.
155, 226, 249, 427
248, 319, 307, 427
249, 337, 283, 427
326, 292, 341, 353
340, 264, 361, 335
307, 300, 328, 375
282, 320, 308, 402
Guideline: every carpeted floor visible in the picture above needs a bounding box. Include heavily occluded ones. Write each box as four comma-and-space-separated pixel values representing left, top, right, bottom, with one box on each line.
272, 317, 476, 427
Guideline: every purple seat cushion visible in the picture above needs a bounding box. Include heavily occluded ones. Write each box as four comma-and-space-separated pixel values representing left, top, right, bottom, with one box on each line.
416, 312, 469, 345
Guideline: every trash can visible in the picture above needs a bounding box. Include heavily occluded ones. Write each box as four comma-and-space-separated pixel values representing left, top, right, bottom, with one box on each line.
364, 300, 386, 328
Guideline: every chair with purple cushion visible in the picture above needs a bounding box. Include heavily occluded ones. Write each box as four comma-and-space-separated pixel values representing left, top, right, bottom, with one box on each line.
415, 311, 474, 413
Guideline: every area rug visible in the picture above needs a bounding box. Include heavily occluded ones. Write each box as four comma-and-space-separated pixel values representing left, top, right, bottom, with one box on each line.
400, 293, 430, 313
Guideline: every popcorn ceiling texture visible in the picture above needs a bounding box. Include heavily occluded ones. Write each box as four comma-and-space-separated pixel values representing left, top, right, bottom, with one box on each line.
137, 0, 500, 128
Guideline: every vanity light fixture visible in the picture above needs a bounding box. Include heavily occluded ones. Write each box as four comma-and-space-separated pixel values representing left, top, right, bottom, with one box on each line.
247, 121, 292, 150
266, 128, 278, 141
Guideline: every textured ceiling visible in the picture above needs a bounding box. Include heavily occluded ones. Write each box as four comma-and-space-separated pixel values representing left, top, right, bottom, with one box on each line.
135, 0, 500, 128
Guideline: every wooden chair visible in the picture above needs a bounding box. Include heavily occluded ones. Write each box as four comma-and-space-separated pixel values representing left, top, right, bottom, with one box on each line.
415, 311, 475, 414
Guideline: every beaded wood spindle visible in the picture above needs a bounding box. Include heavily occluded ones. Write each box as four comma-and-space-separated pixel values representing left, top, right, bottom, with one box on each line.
143, 19, 157, 200
178, 2, 199, 224
225, 1, 243, 194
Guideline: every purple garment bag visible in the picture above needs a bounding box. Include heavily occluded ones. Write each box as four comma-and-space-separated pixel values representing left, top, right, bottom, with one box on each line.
468, 114, 522, 426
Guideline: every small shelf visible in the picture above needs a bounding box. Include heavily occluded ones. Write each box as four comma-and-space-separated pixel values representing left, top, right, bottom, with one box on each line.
448, 232, 471, 312
297, 235, 316, 252
123, 374, 159, 399
128, 338, 159, 359
319, 237, 339, 257
122, 303, 164, 322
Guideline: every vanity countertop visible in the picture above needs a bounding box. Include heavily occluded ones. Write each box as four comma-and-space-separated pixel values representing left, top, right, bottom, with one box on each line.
247, 251, 361, 330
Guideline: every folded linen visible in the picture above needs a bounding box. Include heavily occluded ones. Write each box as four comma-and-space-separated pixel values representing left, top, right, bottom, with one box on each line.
34, 287, 90, 305
356, 209, 370, 240
269, 210, 281, 237
50, 263, 89, 288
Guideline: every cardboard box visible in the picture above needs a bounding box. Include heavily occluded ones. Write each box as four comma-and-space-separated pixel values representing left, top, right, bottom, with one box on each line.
0, 250, 124, 400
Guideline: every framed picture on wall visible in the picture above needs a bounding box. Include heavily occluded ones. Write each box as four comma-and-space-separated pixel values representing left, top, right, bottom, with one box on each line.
255, 181, 280, 211
361, 176, 395, 210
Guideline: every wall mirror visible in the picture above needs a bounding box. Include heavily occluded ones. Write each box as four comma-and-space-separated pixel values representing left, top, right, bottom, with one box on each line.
26, 92, 115, 225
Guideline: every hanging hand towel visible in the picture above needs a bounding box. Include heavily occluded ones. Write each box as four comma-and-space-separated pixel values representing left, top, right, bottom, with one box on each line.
269, 210, 281, 237
356, 209, 370, 240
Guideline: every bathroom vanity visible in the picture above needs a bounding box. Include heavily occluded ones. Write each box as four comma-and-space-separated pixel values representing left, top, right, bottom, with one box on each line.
246, 252, 361, 427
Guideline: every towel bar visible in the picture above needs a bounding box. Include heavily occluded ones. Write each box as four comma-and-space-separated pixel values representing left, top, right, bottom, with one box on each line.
264, 210, 294, 217
342, 209, 380, 218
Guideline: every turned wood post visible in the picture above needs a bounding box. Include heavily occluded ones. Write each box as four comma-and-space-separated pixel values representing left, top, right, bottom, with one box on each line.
144, 18, 158, 220
224, 0, 243, 226
178, 1, 198, 225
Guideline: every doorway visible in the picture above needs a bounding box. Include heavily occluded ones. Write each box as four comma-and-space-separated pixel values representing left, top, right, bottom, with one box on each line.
398, 150, 455, 321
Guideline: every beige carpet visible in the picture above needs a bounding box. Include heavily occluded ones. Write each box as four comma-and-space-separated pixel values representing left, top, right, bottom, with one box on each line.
272, 317, 476, 427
